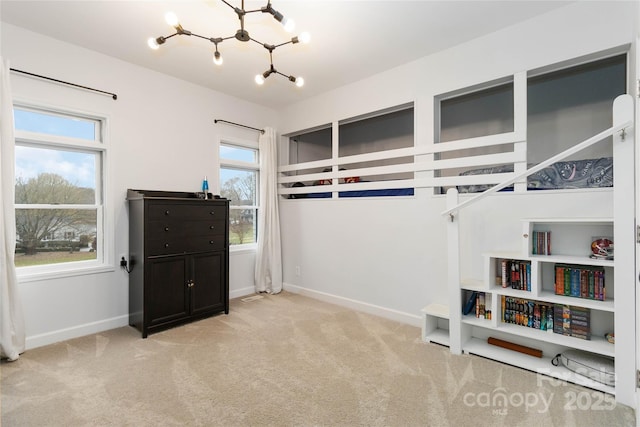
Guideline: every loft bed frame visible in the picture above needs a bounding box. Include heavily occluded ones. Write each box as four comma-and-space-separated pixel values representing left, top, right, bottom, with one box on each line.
442, 94, 635, 409
278, 73, 616, 199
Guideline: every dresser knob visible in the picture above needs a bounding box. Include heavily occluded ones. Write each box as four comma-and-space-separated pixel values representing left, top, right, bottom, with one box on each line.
164, 227, 170, 232
164, 243, 169, 248
209, 225, 215, 230
209, 211, 215, 215
209, 240, 215, 244
164, 210, 170, 215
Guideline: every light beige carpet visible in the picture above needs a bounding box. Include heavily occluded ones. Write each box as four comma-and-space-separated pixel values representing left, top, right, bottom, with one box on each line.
1, 292, 635, 426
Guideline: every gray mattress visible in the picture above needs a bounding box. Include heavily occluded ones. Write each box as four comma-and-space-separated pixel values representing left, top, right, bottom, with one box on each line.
458, 157, 613, 193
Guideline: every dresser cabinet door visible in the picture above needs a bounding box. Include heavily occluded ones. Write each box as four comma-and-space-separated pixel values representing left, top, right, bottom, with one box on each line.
190, 251, 226, 316
146, 256, 190, 327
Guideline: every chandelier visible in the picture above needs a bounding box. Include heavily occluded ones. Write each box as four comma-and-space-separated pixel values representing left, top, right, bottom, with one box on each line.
147, 1, 310, 87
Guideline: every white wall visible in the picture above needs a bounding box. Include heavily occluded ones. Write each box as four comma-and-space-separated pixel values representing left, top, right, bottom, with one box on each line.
1, 23, 274, 348
278, 1, 637, 325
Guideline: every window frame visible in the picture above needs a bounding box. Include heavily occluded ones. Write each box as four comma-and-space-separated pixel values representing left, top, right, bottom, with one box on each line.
13, 101, 113, 282
281, 103, 416, 199
432, 51, 626, 195
218, 137, 260, 251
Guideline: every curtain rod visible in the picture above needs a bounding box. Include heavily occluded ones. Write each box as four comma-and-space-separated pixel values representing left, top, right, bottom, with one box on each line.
10, 68, 118, 100
214, 119, 264, 134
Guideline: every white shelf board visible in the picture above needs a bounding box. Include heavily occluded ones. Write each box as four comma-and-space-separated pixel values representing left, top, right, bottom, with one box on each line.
460, 279, 486, 291
421, 303, 450, 319
424, 329, 450, 347
492, 286, 533, 298
463, 337, 615, 395
462, 315, 614, 357
523, 217, 613, 224
497, 323, 614, 357
530, 254, 614, 267
484, 251, 523, 260
461, 315, 492, 328
537, 290, 614, 312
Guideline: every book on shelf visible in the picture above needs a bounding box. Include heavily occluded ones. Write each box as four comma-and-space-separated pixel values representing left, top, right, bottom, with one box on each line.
476, 292, 486, 319
462, 291, 477, 316
552, 304, 591, 340
554, 264, 605, 301
501, 296, 554, 331
532, 230, 552, 255
463, 291, 490, 319
498, 259, 531, 291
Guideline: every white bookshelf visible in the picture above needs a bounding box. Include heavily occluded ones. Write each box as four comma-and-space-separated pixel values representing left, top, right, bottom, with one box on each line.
456, 218, 618, 394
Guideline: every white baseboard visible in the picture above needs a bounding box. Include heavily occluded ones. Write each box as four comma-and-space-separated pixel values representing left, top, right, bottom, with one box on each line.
230, 286, 257, 300
284, 282, 422, 328
24, 287, 421, 349
25, 315, 129, 350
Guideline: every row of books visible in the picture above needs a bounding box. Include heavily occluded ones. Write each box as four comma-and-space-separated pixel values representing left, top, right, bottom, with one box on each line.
501, 296, 554, 331
553, 304, 591, 340
500, 296, 592, 340
499, 259, 531, 291
531, 230, 551, 255
554, 264, 606, 301
462, 291, 492, 319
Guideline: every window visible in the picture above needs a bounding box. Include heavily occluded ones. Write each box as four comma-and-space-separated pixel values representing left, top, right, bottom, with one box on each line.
13, 105, 107, 274
283, 104, 415, 199
527, 54, 626, 163
219, 142, 259, 246
434, 52, 626, 194
435, 80, 515, 191
338, 107, 414, 182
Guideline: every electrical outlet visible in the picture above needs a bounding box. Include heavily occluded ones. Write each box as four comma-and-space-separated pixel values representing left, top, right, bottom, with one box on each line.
295, 266, 301, 276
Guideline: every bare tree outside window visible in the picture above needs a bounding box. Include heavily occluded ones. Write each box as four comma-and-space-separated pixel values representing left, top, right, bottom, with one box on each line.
220, 172, 256, 244
15, 173, 97, 263
219, 142, 259, 246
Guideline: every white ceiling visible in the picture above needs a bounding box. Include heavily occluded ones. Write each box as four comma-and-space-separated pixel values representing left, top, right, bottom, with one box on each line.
1, 0, 572, 109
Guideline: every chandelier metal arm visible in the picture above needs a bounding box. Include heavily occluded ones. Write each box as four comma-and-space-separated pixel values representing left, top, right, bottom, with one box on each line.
220, 0, 236, 12
164, 33, 180, 42
273, 39, 294, 49
192, 33, 213, 42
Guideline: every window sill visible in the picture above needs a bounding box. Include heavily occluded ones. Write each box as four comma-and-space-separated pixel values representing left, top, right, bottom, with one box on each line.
17, 263, 116, 283
230, 244, 257, 255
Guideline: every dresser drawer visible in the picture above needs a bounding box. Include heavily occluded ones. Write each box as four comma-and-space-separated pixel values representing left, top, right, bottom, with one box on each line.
147, 234, 227, 256
147, 202, 227, 221
146, 219, 227, 237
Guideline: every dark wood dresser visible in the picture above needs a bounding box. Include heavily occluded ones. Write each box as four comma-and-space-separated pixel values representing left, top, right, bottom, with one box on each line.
127, 189, 229, 338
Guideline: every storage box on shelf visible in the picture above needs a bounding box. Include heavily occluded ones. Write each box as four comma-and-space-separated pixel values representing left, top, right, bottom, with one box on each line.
455, 219, 616, 394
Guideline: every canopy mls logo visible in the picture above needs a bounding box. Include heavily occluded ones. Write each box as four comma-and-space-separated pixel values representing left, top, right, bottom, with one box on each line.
462, 387, 553, 415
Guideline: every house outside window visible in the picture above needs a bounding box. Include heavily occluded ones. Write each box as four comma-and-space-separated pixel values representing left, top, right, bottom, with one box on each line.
219, 141, 259, 246
13, 105, 107, 275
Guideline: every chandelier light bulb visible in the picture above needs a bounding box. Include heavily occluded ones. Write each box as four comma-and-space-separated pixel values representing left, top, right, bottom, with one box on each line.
283, 18, 295, 33
295, 77, 304, 87
255, 74, 265, 85
213, 51, 223, 65
165, 11, 179, 27
299, 31, 311, 44
147, 37, 160, 50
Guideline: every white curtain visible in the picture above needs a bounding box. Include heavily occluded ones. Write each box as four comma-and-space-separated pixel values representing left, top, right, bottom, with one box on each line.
0, 58, 25, 361
254, 127, 283, 294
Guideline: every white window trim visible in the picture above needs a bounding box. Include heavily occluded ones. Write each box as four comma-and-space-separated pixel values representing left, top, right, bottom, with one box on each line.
217, 136, 260, 252
13, 100, 114, 282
